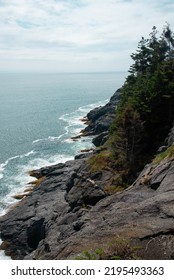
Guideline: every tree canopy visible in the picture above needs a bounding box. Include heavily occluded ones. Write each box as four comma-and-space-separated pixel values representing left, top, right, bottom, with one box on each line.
110, 24, 174, 184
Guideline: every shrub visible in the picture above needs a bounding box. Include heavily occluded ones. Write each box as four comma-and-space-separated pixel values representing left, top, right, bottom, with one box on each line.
153, 145, 174, 164
74, 235, 140, 260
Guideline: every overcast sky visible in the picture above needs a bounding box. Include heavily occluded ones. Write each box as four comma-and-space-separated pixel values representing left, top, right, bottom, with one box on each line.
0, 0, 173, 73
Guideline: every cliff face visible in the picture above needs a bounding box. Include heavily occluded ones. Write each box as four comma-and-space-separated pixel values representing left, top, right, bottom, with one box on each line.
82, 88, 121, 146
0, 91, 174, 260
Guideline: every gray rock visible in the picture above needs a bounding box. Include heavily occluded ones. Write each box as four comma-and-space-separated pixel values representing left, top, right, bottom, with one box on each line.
82, 89, 120, 143
157, 145, 167, 153
92, 132, 109, 147
1, 150, 174, 260
165, 125, 174, 146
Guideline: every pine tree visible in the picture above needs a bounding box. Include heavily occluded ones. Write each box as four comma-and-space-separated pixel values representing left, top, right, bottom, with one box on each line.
111, 105, 144, 173
110, 25, 174, 185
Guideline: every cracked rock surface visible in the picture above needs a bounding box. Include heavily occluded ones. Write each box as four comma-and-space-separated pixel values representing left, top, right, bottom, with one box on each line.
0, 152, 174, 259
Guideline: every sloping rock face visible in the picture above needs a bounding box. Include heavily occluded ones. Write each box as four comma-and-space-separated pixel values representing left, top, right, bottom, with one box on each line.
82, 89, 121, 146
0, 150, 174, 260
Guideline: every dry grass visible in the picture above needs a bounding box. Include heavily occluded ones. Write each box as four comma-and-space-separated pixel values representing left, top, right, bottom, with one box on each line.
104, 184, 125, 195
74, 235, 140, 260
101, 236, 138, 260
88, 149, 112, 173
13, 193, 30, 200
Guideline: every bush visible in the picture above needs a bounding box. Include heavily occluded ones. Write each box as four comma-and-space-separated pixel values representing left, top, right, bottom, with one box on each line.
74, 235, 140, 260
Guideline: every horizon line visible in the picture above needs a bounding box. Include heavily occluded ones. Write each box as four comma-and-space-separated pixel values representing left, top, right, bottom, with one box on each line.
0, 70, 128, 75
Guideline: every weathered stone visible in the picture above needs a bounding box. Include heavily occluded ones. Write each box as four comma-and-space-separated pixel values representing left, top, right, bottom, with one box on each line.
82, 89, 120, 142
74, 153, 91, 160
92, 132, 109, 147
65, 179, 106, 209
1, 151, 174, 260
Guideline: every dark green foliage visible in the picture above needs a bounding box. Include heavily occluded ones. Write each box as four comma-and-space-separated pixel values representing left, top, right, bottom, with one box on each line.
110, 24, 174, 185
111, 105, 144, 170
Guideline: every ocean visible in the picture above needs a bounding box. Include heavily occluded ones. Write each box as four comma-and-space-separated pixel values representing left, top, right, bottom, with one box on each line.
0, 71, 126, 259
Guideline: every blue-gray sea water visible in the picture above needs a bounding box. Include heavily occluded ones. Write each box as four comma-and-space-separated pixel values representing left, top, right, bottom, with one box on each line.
0, 72, 126, 259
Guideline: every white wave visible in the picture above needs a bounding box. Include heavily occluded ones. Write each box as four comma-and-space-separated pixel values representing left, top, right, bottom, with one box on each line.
0, 151, 38, 211
9, 153, 73, 191
27, 154, 73, 170
32, 135, 63, 145
78, 99, 109, 113
0, 151, 36, 181
32, 138, 44, 144
1, 155, 19, 170
0, 164, 4, 179
60, 99, 108, 129
48, 136, 62, 141
0, 156, 18, 181
19, 150, 35, 158
58, 99, 109, 143
60, 99, 108, 122
64, 138, 74, 144
1, 151, 35, 167
0, 153, 74, 217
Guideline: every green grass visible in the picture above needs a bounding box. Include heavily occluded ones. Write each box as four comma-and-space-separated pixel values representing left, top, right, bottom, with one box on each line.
153, 145, 174, 164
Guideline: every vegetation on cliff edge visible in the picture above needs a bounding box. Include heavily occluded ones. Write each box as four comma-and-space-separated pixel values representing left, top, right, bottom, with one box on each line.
90, 24, 174, 190
110, 24, 174, 185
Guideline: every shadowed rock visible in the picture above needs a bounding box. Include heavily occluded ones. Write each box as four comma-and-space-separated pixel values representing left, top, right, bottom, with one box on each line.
82, 89, 121, 146
1, 150, 174, 259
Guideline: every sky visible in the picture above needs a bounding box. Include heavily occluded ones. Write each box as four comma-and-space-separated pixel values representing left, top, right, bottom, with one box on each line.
0, 0, 173, 73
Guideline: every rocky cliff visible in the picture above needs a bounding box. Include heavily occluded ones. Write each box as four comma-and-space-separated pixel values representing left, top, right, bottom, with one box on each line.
82, 88, 121, 146
0, 90, 174, 260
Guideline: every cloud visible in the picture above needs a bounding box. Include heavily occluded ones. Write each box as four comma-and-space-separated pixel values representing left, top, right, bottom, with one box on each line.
0, 0, 173, 72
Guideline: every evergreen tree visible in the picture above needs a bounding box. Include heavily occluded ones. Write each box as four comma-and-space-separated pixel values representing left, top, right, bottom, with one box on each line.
110, 25, 174, 185
111, 105, 144, 170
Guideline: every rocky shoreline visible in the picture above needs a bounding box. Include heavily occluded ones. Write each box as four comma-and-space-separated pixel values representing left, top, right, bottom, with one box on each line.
0, 89, 174, 260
